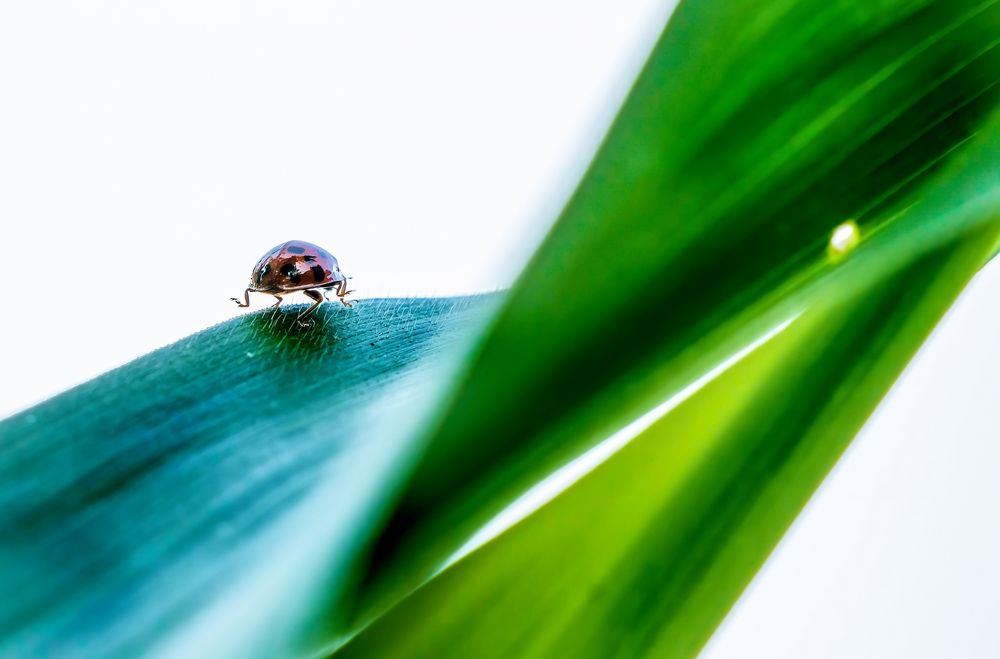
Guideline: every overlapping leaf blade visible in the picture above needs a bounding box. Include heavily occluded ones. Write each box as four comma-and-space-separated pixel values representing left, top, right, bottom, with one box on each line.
336, 182, 1000, 657
351, 0, 1000, 643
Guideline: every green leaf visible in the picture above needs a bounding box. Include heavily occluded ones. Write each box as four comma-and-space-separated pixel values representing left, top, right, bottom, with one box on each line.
7, 0, 1000, 657
349, 0, 1000, 645
0, 298, 491, 658
334, 225, 999, 658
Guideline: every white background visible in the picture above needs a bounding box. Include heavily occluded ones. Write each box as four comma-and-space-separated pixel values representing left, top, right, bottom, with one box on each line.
2, 1, 998, 656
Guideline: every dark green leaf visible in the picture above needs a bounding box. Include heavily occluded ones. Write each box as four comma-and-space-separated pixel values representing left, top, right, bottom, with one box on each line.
352, 0, 1000, 645
335, 225, 999, 658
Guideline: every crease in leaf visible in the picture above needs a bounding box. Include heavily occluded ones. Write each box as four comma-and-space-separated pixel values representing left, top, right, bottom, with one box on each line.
437, 312, 800, 574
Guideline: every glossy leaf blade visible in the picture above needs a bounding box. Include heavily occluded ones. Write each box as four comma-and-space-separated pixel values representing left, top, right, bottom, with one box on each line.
357, 0, 1000, 627
335, 224, 999, 659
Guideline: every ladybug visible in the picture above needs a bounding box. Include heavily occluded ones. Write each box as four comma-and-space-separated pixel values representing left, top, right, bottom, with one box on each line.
232, 240, 353, 325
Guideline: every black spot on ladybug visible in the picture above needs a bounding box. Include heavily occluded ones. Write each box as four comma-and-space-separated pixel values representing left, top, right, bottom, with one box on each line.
303, 255, 317, 262
310, 265, 325, 282
281, 263, 302, 284
287, 245, 306, 254
256, 264, 270, 285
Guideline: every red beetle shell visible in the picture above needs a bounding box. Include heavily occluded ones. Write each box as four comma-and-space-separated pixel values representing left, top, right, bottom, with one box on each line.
249, 240, 346, 293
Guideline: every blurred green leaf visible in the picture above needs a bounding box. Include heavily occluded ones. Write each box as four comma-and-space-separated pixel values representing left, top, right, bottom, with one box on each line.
335, 221, 999, 659
350, 0, 1000, 646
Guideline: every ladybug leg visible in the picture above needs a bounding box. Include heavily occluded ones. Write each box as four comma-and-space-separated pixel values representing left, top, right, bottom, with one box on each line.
335, 279, 355, 307
230, 288, 251, 307
271, 295, 284, 309
297, 289, 326, 326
